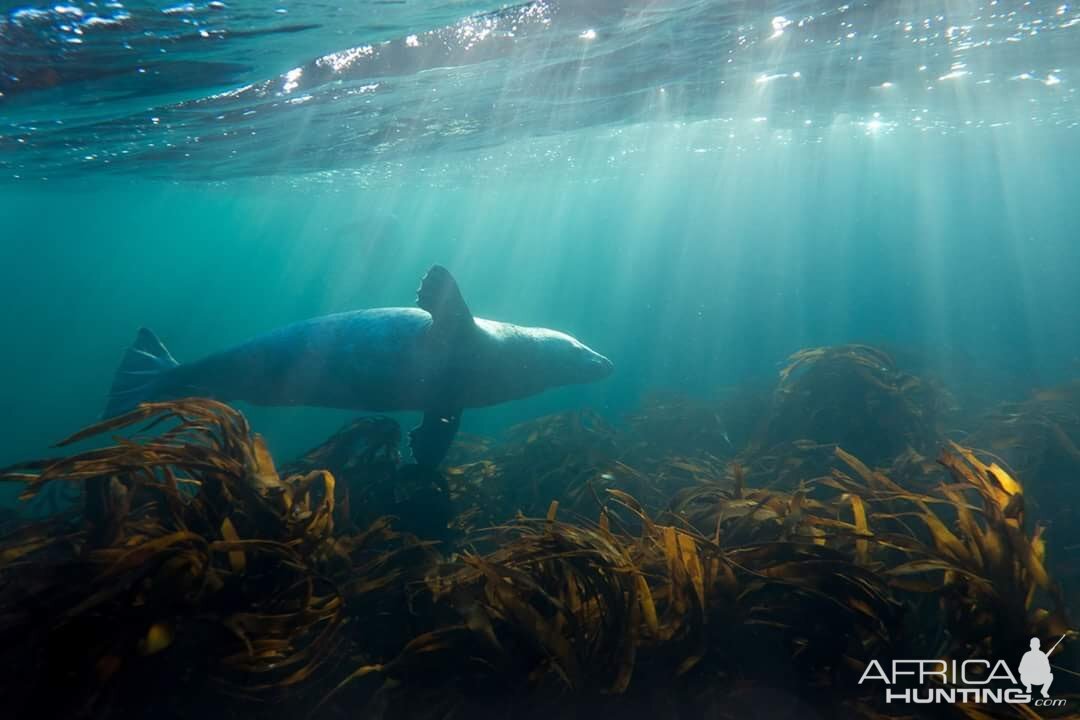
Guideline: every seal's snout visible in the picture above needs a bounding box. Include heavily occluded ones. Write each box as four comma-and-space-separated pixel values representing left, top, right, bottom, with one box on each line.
590, 352, 614, 379
600, 354, 614, 376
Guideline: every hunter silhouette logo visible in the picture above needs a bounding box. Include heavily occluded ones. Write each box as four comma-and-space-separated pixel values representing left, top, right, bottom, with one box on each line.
1020, 635, 1063, 699
858, 635, 1068, 707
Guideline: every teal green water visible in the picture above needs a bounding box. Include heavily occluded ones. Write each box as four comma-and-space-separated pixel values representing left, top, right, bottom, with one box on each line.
4, 125, 1080, 466
2, 0, 1080, 483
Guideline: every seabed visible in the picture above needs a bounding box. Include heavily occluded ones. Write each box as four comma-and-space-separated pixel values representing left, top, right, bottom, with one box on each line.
1, 345, 1078, 719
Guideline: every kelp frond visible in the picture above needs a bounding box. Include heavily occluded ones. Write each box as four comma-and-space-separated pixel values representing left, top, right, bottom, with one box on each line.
0, 355, 1075, 720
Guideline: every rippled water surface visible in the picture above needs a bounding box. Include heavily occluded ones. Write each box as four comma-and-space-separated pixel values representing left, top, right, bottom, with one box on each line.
2, 0, 1078, 179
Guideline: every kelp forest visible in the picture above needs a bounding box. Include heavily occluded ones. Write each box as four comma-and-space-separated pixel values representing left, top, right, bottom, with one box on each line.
2, 344, 1079, 719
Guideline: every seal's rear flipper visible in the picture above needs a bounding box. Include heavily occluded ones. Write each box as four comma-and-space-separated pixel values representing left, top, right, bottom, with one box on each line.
409, 409, 461, 467
103, 327, 180, 418
416, 265, 475, 336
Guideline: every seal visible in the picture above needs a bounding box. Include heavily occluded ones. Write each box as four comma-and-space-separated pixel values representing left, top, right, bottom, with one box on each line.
104, 265, 613, 465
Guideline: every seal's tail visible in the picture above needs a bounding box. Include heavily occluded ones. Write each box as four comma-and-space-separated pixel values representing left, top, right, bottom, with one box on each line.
103, 327, 181, 418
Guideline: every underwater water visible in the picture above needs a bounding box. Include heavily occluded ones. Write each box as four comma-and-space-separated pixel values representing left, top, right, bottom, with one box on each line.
3, 1, 1080, 718
3, 0, 1080, 463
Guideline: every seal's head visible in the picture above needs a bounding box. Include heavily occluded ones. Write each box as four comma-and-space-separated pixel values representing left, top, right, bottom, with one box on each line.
467, 319, 613, 406
530, 327, 614, 387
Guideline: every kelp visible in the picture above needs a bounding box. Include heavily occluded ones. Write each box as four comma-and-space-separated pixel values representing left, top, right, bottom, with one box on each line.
0, 400, 436, 718
968, 381, 1080, 610
971, 382, 1080, 506
444, 409, 623, 526
443, 404, 739, 526
328, 497, 901, 720
0, 344, 1076, 720
282, 415, 402, 527
621, 391, 741, 461
826, 444, 1069, 663
764, 344, 954, 467
970, 382, 1080, 490
330, 437, 1067, 719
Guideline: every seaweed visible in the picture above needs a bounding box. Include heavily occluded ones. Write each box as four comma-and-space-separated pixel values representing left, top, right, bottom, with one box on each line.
0, 344, 1076, 720
972, 381, 1080, 480
763, 344, 955, 467
970, 381, 1080, 609
829, 444, 1069, 661
0, 400, 435, 719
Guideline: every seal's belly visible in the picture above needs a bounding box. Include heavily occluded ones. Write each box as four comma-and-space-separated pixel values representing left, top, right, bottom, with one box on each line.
189, 308, 436, 411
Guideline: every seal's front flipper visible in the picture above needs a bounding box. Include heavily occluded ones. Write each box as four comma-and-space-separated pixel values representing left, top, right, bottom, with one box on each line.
416, 265, 475, 336
413, 267, 468, 465
409, 409, 462, 467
